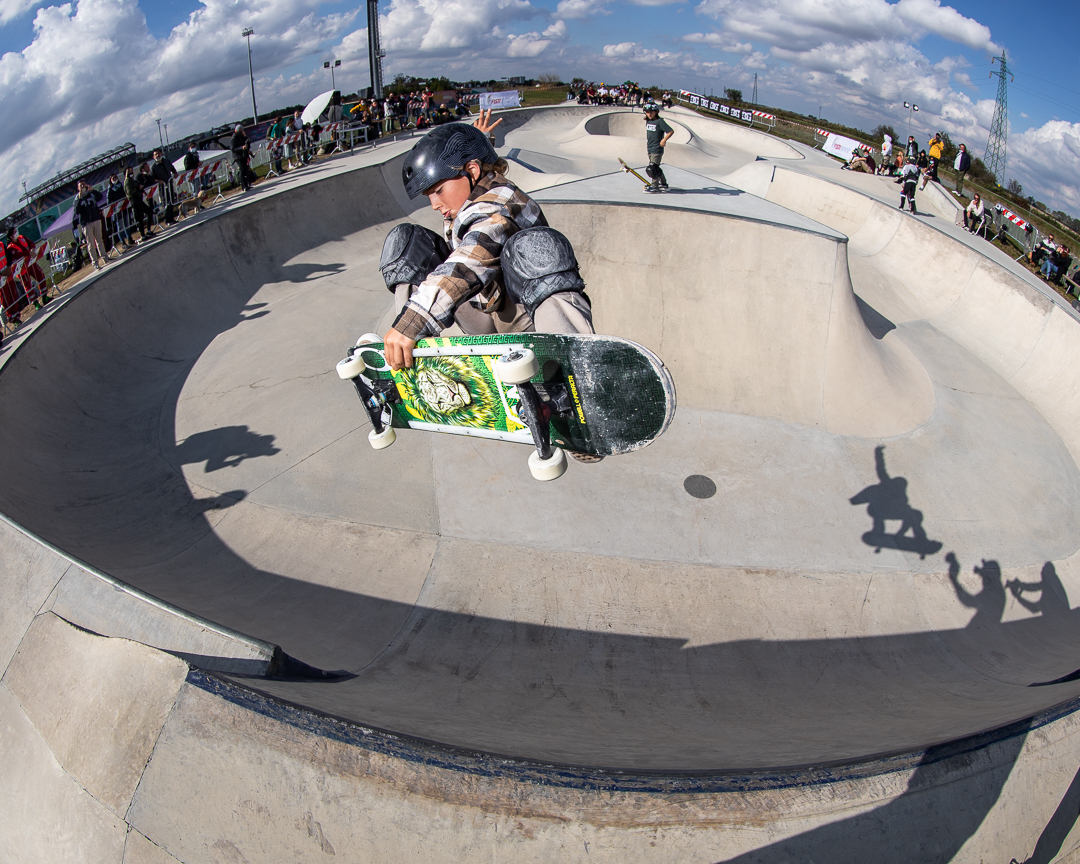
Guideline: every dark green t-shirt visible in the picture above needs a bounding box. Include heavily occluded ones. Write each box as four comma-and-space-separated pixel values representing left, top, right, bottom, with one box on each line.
645, 117, 673, 153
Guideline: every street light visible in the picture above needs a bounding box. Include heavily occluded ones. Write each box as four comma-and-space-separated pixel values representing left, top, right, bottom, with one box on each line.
155, 118, 163, 149
903, 100, 919, 138
324, 59, 341, 90
242, 28, 258, 123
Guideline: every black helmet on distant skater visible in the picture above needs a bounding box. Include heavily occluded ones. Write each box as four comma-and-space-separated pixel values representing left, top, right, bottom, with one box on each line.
401, 122, 498, 199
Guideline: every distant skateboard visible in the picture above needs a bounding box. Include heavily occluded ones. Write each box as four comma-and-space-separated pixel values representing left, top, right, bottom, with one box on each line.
618, 157, 665, 193
336, 333, 676, 481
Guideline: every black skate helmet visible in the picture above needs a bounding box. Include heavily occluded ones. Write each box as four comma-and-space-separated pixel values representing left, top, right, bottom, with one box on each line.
401, 122, 498, 199
643, 101, 660, 114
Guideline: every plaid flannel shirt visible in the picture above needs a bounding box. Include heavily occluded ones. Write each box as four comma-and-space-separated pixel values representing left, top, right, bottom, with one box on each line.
392, 171, 547, 340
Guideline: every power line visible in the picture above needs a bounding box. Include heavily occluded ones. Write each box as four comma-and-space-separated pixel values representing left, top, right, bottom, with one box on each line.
1013, 71, 1080, 101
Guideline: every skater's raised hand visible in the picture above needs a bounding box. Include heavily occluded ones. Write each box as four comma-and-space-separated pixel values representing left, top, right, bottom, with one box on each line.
473, 109, 503, 136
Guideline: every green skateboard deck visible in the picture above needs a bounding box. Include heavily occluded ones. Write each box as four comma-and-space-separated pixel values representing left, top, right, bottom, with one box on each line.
337, 333, 675, 475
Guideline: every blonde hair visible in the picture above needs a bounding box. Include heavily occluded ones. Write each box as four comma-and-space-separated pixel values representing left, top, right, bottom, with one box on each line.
468, 158, 509, 177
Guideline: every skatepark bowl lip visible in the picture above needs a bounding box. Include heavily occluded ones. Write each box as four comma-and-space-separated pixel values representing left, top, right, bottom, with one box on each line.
5, 105, 1080, 785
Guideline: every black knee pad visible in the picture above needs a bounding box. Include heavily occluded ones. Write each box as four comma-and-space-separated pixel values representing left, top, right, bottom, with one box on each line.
379, 224, 450, 292
501, 227, 587, 318
645, 163, 659, 180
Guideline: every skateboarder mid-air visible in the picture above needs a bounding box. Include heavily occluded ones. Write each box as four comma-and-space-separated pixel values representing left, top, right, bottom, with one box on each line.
379, 112, 594, 374
643, 102, 674, 192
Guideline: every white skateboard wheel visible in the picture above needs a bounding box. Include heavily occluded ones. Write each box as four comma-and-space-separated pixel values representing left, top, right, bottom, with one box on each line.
496, 348, 539, 385
368, 426, 396, 449
356, 333, 382, 346
336, 353, 366, 380
528, 448, 567, 481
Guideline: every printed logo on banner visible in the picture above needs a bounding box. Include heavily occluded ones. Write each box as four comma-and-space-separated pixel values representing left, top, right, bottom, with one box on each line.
720, 105, 730, 115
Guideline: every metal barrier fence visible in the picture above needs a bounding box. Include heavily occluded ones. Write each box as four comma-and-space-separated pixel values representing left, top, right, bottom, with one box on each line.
15, 119, 436, 325
990, 204, 1036, 259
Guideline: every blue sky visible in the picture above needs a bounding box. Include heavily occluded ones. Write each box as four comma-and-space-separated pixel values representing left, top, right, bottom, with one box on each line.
0, 0, 1077, 216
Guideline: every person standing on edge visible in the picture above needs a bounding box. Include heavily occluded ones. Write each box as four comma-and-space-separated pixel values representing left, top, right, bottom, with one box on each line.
231, 125, 253, 192
268, 117, 286, 174
904, 135, 919, 162
72, 180, 108, 270
124, 166, 151, 243
106, 172, 131, 251
150, 149, 179, 224
6, 224, 48, 307
953, 143, 972, 197
928, 132, 944, 182
880, 133, 892, 174
643, 102, 673, 192
899, 160, 920, 214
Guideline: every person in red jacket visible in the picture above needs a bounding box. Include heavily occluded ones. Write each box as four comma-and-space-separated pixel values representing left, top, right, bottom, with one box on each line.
0, 225, 26, 323
6, 225, 49, 308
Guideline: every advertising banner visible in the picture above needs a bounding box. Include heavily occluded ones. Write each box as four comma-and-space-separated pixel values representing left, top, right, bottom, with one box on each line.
479, 91, 522, 111
823, 133, 869, 160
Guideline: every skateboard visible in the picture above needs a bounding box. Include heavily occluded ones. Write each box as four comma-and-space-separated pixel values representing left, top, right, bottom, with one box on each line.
619, 157, 660, 192
336, 332, 676, 481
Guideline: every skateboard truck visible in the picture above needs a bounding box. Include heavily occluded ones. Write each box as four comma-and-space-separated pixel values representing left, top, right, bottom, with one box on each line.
336, 346, 397, 450
494, 348, 568, 481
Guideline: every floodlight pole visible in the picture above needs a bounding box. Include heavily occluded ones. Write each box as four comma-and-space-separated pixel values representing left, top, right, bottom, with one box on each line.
324, 59, 341, 90
156, 118, 163, 149
242, 28, 258, 123
903, 101, 919, 139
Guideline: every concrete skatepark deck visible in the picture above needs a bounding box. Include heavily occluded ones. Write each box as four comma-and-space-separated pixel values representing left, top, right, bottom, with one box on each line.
4, 105, 1080, 862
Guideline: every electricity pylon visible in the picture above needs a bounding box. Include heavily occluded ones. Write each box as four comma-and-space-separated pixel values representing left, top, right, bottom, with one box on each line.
984, 50, 1012, 186
367, 0, 384, 98
751, 74, 758, 107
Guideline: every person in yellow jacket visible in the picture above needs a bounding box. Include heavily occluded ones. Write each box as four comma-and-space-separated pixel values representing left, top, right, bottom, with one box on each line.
927, 132, 944, 182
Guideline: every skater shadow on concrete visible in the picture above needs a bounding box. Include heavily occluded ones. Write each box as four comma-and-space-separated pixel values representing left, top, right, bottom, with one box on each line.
1010, 562, 1071, 621
1013, 761, 1080, 864
849, 445, 943, 559
1023, 562, 1080, 686
174, 425, 280, 472
946, 552, 1005, 628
